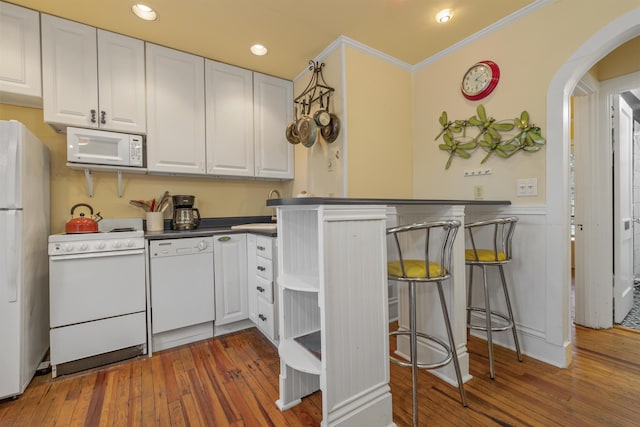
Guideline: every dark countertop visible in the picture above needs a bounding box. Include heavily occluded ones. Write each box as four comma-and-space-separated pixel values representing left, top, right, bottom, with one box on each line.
267, 197, 511, 207
145, 215, 277, 240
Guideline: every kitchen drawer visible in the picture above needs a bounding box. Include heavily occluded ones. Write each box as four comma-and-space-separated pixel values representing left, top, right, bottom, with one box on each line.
256, 275, 273, 303
256, 297, 277, 340
50, 311, 146, 365
256, 255, 273, 281
256, 235, 273, 260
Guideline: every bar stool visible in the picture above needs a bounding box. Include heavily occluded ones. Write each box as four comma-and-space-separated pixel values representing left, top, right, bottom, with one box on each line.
465, 217, 522, 379
387, 220, 467, 426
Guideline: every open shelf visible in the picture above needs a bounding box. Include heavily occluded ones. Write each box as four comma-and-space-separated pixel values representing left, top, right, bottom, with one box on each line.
279, 273, 319, 292
280, 334, 321, 375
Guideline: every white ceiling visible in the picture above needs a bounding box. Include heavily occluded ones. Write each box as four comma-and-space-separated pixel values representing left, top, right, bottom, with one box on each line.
7, 0, 537, 80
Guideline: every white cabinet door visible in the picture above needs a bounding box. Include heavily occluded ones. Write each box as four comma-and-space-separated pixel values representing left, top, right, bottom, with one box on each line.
42, 16, 146, 133
205, 60, 254, 177
253, 72, 294, 179
214, 234, 248, 325
146, 43, 206, 175
0, 2, 41, 107
246, 234, 258, 323
97, 30, 146, 133
41, 14, 98, 130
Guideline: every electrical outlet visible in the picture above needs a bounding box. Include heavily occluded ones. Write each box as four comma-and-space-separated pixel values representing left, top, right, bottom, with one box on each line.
464, 168, 492, 177
327, 159, 334, 172
474, 185, 484, 200
517, 178, 538, 196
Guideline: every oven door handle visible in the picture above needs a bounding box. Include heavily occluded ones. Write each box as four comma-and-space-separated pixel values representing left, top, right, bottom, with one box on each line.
50, 248, 145, 261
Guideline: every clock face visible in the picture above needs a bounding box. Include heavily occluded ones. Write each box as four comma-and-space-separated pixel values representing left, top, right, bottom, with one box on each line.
461, 61, 500, 100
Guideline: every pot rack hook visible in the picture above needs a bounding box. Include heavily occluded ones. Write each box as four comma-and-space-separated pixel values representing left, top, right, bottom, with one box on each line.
294, 60, 335, 113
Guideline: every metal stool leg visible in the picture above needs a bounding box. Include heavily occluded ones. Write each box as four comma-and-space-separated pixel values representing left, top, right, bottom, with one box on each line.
436, 281, 468, 407
498, 265, 522, 362
408, 280, 419, 427
481, 265, 496, 379
467, 265, 474, 328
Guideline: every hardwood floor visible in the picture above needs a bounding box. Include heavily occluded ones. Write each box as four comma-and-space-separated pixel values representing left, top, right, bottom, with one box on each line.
2, 324, 640, 426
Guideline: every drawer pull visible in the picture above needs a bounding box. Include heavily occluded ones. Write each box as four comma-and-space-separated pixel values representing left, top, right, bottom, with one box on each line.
257, 286, 265, 293
258, 314, 267, 321
257, 266, 266, 272
257, 245, 266, 251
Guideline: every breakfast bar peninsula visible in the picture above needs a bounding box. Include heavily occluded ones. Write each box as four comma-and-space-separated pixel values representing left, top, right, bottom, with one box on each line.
267, 197, 510, 427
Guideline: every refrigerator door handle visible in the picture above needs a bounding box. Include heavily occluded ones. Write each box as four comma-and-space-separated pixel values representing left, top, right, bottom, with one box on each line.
2, 126, 19, 207
5, 210, 17, 302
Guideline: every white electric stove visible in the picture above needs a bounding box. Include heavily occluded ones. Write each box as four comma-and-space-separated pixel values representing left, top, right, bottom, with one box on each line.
48, 218, 147, 377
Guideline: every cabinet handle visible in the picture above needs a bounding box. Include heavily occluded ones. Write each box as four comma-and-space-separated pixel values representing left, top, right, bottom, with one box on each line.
258, 314, 267, 321
90, 109, 96, 123
257, 286, 265, 293
257, 266, 266, 272
100, 110, 106, 124
257, 245, 265, 251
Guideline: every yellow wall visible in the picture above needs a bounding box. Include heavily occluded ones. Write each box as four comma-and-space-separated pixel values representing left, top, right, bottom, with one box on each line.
344, 47, 413, 198
0, 104, 288, 234
291, 48, 345, 197
592, 36, 640, 81
412, 0, 639, 203
291, 44, 413, 199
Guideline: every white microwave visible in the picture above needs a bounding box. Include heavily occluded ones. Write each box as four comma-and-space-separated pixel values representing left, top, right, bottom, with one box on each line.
67, 127, 144, 168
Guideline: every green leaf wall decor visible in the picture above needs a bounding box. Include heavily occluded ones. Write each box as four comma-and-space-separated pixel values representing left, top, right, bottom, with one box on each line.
435, 105, 545, 169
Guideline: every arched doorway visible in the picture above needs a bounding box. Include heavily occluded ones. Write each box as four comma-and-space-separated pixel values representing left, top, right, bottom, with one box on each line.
546, 8, 640, 360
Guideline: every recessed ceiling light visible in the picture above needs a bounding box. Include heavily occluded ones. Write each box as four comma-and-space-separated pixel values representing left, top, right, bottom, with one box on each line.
436, 9, 453, 23
132, 4, 158, 21
250, 44, 268, 56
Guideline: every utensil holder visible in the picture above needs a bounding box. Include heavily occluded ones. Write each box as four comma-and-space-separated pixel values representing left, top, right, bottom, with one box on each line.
146, 212, 164, 232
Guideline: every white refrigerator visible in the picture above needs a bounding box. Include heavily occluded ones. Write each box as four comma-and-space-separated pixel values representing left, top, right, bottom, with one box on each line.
0, 120, 50, 399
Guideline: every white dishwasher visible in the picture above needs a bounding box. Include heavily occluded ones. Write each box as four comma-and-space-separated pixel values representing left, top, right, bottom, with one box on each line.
149, 236, 215, 351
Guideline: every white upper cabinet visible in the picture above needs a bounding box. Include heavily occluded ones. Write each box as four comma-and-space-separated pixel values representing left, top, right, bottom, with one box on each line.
96, 31, 146, 133
41, 14, 145, 133
145, 43, 206, 175
0, 2, 42, 107
253, 72, 294, 179
205, 60, 254, 177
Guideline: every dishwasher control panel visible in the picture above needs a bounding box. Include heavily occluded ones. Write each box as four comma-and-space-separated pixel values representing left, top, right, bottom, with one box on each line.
150, 236, 213, 257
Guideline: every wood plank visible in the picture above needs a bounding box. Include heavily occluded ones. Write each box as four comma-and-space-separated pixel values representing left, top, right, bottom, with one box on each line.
3, 326, 640, 427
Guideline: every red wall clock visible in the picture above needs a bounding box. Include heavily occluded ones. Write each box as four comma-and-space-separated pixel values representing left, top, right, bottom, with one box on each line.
461, 60, 500, 101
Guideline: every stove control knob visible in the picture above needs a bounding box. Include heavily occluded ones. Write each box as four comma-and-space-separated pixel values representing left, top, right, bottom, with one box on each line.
80, 243, 89, 251
113, 240, 122, 249
198, 240, 208, 251
63, 243, 74, 252
96, 241, 106, 250
126, 239, 135, 248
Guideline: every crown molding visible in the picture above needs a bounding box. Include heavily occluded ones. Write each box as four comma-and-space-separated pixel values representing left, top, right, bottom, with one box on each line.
294, 0, 553, 81
293, 35, 412, 82
413, 0, 553, 71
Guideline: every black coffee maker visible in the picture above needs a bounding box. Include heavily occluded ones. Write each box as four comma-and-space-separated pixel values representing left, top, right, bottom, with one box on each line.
172, 195, 200, 230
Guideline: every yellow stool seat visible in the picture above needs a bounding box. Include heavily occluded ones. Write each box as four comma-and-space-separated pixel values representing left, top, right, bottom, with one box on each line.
388, 260, 446, 278
465, 249, 507, 262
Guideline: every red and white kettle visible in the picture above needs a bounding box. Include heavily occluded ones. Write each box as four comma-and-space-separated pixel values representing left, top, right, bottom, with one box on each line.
65, 203, 102, 233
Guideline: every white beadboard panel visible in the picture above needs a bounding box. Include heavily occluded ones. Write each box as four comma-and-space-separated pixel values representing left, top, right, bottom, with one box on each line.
281, 289, 320, 339
322, 218, 389, 412
276, 364, 320, 410
279, 209, 319, 285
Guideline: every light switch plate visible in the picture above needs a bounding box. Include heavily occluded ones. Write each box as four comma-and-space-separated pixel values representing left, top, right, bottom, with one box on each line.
517, 178, 538, 196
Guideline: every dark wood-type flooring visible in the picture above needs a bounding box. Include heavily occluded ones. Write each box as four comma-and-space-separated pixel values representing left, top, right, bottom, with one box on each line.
2, 323, 640, 426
